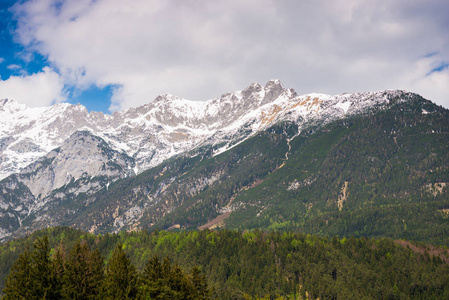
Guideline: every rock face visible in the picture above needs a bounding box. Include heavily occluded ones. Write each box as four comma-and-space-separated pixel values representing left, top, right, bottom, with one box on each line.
0, 80, 422, 240
18, 130, 135, 199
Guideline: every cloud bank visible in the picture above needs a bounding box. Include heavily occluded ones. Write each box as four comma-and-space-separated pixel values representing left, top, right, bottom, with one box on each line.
0, 67, 65, 107
5, 0, 449, 110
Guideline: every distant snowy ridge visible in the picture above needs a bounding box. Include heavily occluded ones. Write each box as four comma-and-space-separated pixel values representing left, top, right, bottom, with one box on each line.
0, 80, 412, 183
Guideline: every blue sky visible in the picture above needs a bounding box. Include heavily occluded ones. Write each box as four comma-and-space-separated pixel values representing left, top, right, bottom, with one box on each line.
0, 0, 112, 112
1, 0, 448, 113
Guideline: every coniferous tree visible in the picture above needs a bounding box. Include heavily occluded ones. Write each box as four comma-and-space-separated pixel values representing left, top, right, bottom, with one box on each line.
140, 254, 173, 299
140, 254, 209, 299
167, 262, 193, 299
30, 235, 56, 299
62, 241, 104, 300
102, 243, 138, 299
2, 245, 33, 299
3, 236, 60, 300
51, 247, 65, 299
190, 265, 210, 300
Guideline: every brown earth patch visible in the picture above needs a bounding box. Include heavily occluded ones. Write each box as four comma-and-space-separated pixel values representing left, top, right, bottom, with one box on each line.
198, 211, 232, 230
394, 240, 449, 263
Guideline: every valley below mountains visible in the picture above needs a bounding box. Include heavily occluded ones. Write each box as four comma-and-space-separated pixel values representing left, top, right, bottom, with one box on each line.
0, 80, 448, 245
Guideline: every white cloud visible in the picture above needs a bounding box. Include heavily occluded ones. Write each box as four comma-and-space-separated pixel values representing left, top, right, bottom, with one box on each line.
7, 64, 21, 70
416, 69, 449, 109
0, 67, 66, 107
10, 0, 449, 110
398, 54, 449, 108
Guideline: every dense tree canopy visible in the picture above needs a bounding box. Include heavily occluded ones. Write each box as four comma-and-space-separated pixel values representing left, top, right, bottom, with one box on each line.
2, 233, 209, 299
1, 227, 449, 299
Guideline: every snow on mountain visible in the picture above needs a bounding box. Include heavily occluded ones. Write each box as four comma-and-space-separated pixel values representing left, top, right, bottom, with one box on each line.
17, 130, 135, 199
0, 81, 410, 184
0, 80, 423, 240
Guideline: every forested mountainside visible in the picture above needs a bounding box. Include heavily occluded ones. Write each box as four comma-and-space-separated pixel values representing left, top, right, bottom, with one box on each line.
37, 92, 447, 246
0, 81, 448, 244
222, 95, 449, 244
1, 227, 449, 299
1, 79, 383, 240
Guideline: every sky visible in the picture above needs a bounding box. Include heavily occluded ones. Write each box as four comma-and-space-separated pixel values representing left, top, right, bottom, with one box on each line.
0, 0, 448, 113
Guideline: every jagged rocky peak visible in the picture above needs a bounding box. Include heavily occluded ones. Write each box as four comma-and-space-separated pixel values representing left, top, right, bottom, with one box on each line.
241, 82, 264, 98
0, 82, 421, 184
152, 93, 184, 105
264, 79, 284, 93
0, 98, 9, 106
221, 80, 287, 112
141, 80, 290, 117
263, 79, 287, 105
238, 79, 293, 107
0, 98, 27, 112
0, 98, 19, 108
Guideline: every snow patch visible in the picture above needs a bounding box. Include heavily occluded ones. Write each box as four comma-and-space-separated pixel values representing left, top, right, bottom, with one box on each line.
335, 101, 351, 114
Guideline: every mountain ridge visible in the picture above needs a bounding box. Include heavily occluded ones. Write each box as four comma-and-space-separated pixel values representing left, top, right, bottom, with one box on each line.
1, 80, 445, 241
0, 80, 413, 180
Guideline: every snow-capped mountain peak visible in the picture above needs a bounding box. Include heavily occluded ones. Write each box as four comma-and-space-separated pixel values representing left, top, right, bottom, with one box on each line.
0, 80, 430, 240
0, 81, 415, 183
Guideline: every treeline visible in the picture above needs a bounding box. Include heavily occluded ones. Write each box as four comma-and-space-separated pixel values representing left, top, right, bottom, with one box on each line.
3, 235, 209, 299
1, 227, 449, 299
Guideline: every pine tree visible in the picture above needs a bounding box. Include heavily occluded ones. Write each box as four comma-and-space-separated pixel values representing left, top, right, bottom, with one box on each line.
62, 241, 104, 300
190, 266, 210, 300
2, 245, 34, 299
51, 246, 65, 299
102, 243, 138, 299
140, 254, 210, 299
166, 263, 191, 299
140, 254, 172, 299
30, 235, 56, 299
3, 236, 60, 300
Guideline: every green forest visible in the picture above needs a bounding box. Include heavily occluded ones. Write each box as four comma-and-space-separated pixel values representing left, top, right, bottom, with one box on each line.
3, 235, 208, 299
1, 226, 449, 299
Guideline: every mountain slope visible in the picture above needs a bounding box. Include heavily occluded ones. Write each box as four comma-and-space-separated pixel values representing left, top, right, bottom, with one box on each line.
0, 81, 447, 243
14, 90, 448, 246
145, 94, 449, 246
224, 96, 449, 244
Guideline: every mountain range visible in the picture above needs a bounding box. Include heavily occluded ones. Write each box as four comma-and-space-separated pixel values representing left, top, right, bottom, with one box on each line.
0, 80, 448, 243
